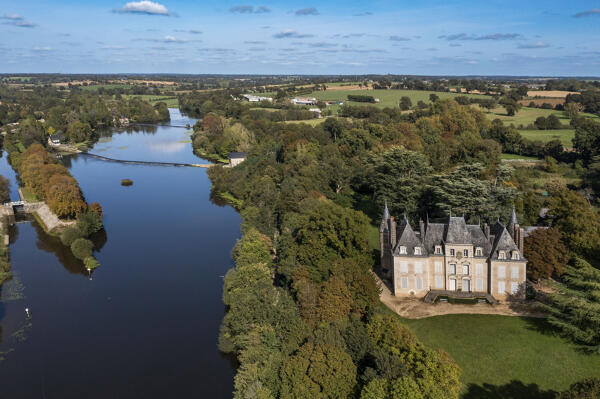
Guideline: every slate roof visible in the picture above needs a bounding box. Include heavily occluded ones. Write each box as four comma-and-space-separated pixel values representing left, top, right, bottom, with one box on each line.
444, 217, 472, 244
466, 225, 492, 257
422, 223, 445, 254
489, 222, 521, 260
228, 152, 248, 159
393, 216, 424, 256
380, 201, 390, 233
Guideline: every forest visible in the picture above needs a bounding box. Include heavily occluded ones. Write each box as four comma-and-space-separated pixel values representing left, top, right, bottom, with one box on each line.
185, 83, 600, 398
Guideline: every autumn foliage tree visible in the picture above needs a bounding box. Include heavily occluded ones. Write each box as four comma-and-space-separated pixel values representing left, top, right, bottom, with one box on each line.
524, 227, 569, 281
19, 144, 87, 218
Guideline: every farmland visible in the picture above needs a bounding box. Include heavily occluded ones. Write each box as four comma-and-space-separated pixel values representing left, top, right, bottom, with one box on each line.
119, 94, 179, 107
309, 88, 491, 109
518, 129, 575, 146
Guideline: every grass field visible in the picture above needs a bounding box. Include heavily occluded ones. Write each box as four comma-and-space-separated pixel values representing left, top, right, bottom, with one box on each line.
283, 118, 325, 126
500, 153, 540, 161
478, 105, 598, 127
119, 94, 179, 107
309, 89, 491, 110
402, 314, 600, 397
518, 129, 575, 146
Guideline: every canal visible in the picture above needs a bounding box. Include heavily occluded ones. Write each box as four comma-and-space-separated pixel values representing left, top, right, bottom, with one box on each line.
0, 109, 239, 398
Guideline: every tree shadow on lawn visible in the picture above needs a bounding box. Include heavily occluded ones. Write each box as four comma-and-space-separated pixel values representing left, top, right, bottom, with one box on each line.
463, 380, 557, 399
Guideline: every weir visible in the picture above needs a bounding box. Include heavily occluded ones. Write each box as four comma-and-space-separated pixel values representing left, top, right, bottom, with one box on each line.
81, 153, 213, 168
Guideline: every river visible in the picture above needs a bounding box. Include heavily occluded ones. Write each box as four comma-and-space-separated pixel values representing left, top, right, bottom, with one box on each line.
0, 109, 239, 398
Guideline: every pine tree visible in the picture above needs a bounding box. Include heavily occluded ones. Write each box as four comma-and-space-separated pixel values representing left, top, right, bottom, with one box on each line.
540, 257, 600, 353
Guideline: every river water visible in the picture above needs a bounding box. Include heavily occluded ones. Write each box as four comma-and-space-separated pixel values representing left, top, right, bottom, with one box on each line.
0, 109, 239, 398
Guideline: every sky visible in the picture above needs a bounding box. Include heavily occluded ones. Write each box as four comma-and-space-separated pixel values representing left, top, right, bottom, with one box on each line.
0, 0, 599, 76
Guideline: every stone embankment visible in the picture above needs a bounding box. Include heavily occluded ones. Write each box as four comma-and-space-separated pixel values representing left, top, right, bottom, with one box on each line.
1, 189, 76, 232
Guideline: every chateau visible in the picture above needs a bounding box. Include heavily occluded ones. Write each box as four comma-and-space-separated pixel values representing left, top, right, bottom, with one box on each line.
380, 204, 528, 301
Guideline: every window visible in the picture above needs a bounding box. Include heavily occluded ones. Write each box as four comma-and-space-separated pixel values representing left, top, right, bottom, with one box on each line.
476, 263, 483, 276
450, 249, 455, 256
400, 261, 408, 273
511, 266, 519, 279
414, 247, 422, 255
449, 264, 456, 274
462, 264, 469, 275
475, 247, 482, 256
498, 266, 506, 278
415, 262, 423, 274
512, 251, 520, 260
400, 277, 408, 289
476, 278, 483, 291
435, 246, 442, 255
464, 249, 469, 257
498, 281, 506, 294
435, 276, 443, 288
416, 277, 423, 289
498, 251, 506, 260
399, 246, 407, 254
511, 282, 519, 294
434, 261, 442, 273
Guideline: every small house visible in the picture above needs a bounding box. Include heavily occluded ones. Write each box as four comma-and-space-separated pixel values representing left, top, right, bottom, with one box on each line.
309, 108, 322, 118
228, 152, 248, 167
242, 94, 273, 103
48, 132, 64, 146
291, 97, 317, 105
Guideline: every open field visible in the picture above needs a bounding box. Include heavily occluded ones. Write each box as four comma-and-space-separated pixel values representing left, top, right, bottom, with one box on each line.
519, 98, 565, 107
402, 314, 600, 397
500, 153, 540, 161
478, 105, 599, 127
527, 90, 578, 98
119, 94, 179, 107
310, 89, 491, 110
518, 129, 575, 146
283, 118, 325, 126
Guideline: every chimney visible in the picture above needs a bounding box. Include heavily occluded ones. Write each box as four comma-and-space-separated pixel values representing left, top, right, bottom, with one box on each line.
390, 217, 396, 246
419, 218, 425, 240
484, 223, 490, 239
518, 227, 524, 253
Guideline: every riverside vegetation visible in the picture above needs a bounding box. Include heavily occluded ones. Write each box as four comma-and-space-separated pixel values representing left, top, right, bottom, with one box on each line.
183, 86, 600, 397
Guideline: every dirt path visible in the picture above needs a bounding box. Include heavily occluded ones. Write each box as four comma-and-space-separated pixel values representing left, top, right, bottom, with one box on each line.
373, 272, 546, 319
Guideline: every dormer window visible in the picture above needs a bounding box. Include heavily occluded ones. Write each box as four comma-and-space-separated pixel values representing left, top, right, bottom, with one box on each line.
399, 246, 407, 254
498, 251, 506, 260
511, 251, 519, 260
414, 247, 422, 255
475, 247, 482, 257
435, 246, 442, 255
450, 249, 455, 256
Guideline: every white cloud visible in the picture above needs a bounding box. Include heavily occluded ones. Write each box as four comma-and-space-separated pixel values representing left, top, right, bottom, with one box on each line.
115, 1, 171, 16
2, 13, 36, 27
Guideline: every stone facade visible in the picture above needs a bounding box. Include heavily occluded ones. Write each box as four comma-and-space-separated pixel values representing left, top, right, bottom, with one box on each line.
380, 204, 528, 301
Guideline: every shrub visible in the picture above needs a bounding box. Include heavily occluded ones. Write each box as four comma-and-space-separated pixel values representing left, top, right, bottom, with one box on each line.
60, 226, 85, 246
71, 238, 94, 260
559, 378, 600, 399
84, 256, 100, 269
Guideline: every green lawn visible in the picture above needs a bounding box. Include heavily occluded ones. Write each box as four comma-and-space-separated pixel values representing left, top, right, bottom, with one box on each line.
402, 314, 600, 397
500, 153, 540, 161
283, 118, 325, 126
478, 105, 598, 127
518, 129, 575, 146
309, 89, 491, 110
119, 94, 179, 107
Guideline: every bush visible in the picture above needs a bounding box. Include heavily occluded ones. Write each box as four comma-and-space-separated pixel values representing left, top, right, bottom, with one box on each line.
71, 238, 94, 260
84, 256, 99, 269
60, 226, 85, 246
559, 378, 600, 399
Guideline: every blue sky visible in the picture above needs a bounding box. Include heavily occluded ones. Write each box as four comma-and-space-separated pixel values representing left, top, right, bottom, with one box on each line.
1, 0, 599, 75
